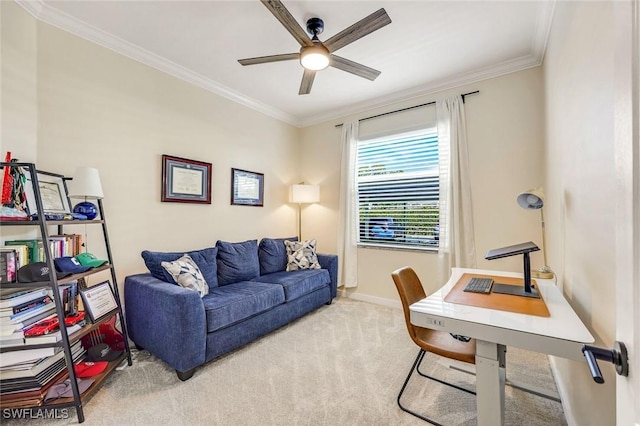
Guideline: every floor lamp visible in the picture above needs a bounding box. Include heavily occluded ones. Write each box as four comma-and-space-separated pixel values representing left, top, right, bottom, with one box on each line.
289, 184, 320, 241
517, 187, 554, 279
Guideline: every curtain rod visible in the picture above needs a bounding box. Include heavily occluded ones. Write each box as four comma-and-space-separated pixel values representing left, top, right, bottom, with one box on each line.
334, 90, 479, 128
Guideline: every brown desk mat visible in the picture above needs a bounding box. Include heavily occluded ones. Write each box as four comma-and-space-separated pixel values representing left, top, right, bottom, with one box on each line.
443, 273, 550, 317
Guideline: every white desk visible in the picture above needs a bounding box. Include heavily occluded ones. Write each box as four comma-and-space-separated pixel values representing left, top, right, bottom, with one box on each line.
409, 267, 594, 426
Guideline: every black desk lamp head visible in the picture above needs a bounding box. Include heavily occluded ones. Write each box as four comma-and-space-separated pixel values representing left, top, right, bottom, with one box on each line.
485, 241, 541, 298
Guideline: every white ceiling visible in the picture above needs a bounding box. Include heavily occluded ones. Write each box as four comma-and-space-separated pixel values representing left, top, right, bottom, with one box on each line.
19, 1, 555, 127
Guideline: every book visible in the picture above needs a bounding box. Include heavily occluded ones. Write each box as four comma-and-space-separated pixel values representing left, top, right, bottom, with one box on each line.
0, 310, 58, 333
24, 324, 82, 345
49, 234, 83, 257
0, 347, 58, 368
3, 240, 42, 263
0, 323, 22, 336
0, 341, 83, 387
0, 295, 51, 317
0, 288, 48, 309
0, 249, 17, 283
0, 369, 68, 403
0, 349, 67, 381
0, 330, 25, 347
7, 301, 55, 323
0, 245, 28, 268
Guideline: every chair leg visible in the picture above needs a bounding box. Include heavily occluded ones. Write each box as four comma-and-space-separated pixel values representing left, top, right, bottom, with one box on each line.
397, 350, 444, 426
416, 353, 476, 395
398, 349, 476, 424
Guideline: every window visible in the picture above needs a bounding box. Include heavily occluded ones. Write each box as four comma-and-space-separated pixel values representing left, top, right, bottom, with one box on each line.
357, 128, 439, 249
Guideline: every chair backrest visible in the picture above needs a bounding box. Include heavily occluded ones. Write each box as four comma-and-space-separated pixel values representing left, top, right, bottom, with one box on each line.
391, 267, 427, 346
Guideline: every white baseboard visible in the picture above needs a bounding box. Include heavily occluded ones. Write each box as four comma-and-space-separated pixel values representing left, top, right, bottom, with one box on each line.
338, 289, 402, 310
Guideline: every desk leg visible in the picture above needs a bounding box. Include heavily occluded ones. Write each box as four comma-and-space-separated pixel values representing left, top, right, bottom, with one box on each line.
475, 341, 506, 426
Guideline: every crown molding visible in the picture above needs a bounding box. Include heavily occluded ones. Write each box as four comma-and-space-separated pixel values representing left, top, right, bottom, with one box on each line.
15, 0, 302, 127
17, 0, 554, 130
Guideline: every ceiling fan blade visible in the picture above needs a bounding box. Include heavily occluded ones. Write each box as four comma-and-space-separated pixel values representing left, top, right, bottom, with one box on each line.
238, 53, 299, 66
330, 55, 381, 81
323, 8, 391, 53
261, 0, 314, 47
299, 69, 316, 95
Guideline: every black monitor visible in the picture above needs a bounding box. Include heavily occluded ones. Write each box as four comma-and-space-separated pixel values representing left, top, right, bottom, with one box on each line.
485, 241, 541, 298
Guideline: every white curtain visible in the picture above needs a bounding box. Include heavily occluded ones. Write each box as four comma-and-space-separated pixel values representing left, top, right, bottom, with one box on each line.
337, 120, 359, 288
436, 95, 476, 277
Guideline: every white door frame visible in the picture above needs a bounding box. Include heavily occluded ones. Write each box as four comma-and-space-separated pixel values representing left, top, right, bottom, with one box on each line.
614, 1, 639, 424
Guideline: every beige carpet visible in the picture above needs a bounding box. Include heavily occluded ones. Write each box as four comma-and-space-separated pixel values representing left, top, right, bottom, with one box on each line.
5, 297, 566, 425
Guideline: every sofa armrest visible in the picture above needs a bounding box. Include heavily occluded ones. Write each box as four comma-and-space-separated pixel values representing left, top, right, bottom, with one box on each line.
317, 254, 338, 298
124, 273, 206, 372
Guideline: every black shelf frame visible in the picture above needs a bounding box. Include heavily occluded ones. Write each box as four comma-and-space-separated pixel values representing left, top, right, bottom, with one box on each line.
0, 162, 132, 423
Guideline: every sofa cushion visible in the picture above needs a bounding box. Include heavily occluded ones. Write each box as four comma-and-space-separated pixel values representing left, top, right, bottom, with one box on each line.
253, 269, 330, 302
161, 254, 209, 297
202, 281, 285, 332
216, 240, 260, 286
284, 239, 321, 271
258, 237, 298, 275
141, 247, 219, 288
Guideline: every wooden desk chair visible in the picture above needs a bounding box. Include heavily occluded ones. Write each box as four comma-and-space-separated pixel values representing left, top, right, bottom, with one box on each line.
392, 266, 477, 425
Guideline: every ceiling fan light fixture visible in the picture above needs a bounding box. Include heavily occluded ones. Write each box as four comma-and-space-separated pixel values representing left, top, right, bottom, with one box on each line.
300, 44, 330, 71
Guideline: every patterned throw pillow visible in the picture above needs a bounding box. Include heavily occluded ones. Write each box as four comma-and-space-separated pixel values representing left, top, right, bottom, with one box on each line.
284, 239, 321, 271
161, 254, 209, 297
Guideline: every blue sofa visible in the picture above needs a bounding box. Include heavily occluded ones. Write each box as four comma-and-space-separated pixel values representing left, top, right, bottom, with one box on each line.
124, 238, 338, 380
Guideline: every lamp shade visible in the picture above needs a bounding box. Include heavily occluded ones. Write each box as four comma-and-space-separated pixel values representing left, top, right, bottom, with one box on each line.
290, 184, 320, 204
517, 187, 544, 210
67, 167, 104, 199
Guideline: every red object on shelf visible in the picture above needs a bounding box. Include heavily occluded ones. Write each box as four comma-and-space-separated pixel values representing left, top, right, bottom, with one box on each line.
24, 317, 60, 337
81, 315, 125, 352
1, 152, 13, 205
64, 311, 85, 326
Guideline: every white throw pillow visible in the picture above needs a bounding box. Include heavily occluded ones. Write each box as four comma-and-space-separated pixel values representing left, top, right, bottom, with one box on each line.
284, 239, 321, 271
161, 254, 209, 297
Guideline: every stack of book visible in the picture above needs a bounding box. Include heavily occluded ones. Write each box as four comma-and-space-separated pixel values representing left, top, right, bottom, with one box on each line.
0, 340, 85, 408
0, 235, 83, 282
0, 288, 55, 337
1, 286, 86, 408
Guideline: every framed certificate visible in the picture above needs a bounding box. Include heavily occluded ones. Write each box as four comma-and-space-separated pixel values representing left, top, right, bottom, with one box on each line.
161, 155, 212, 204
80, 280, 119, 322
231, 168, 264, 206
24, 170, 72, 215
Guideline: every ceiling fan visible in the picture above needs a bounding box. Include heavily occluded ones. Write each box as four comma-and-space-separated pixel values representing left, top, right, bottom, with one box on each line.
238, 0, 392, 95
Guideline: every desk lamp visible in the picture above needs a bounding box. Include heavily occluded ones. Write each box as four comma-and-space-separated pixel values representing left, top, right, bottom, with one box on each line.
517, 187, 554, 279
67, 167, 104, 220
289, 184, 319, 240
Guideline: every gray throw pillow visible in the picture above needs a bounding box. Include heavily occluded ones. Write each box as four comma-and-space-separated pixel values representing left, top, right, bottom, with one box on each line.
161, 254, 209, 297
284, 239, 321, 271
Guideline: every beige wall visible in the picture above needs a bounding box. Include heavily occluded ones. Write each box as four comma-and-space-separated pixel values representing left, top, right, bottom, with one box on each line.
1, 5, 301, 296
543, 2, 617, 424
300, 68, 545, 303
0, 1, 37, 162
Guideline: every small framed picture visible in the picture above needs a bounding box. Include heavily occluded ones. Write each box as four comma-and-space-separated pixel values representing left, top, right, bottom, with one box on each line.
79, 280, 118, 323
231, 168, 264, 207
24, 170, 72, 215
161, 155, 212, 204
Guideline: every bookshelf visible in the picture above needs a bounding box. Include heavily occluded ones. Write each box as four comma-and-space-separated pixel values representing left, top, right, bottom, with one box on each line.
0, 162, 132, 423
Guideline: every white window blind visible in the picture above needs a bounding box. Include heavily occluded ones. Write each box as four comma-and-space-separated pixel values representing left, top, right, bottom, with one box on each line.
357, 128, 440, 249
